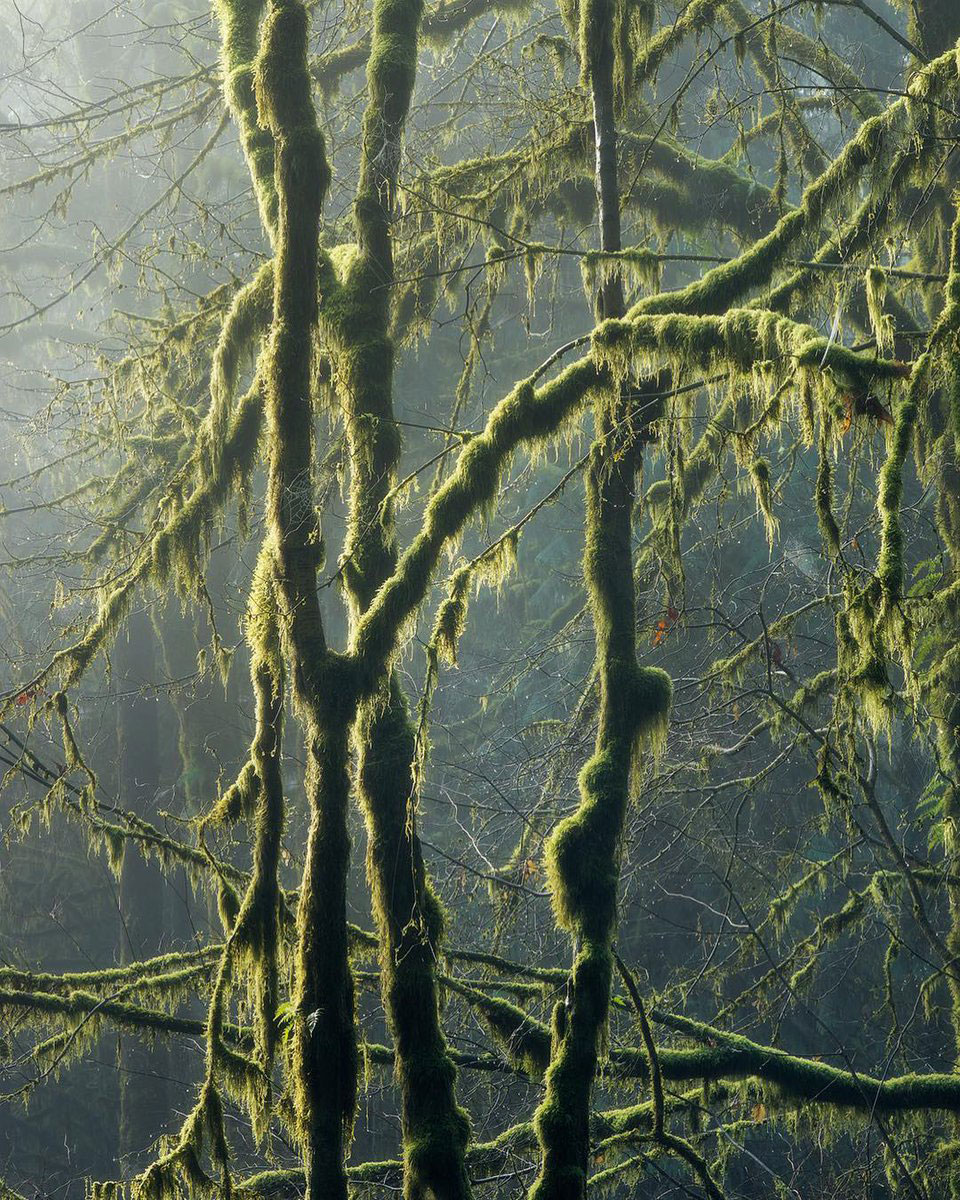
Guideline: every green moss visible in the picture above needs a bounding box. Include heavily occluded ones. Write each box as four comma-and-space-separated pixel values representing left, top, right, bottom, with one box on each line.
213, 0, 278, 240
353, 358, 600, 685
353, 681, 472, 1200
748, 455, 778, 547
876, 356, 925, 635
815, 420, 842, 558
204, 262, 274, 469
629, 46, 959, 325
253, 5, 359, 1198
447, 979, 552, 1077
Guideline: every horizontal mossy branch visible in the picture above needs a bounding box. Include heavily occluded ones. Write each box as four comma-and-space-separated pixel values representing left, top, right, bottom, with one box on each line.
0, 946, 219, 998
236, 1084, 726, 1196
448, 977, 960, 1111
651, 1009, 960, 1113
0, 934, 557, 1010
0, 986, 249, 1047
446, 945, 567, 984
593, 308, 910, 409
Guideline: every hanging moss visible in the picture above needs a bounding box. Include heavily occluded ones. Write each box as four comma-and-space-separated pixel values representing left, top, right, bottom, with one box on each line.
631, 46, 960, 324
747, 456, 778, 548
352, 357, 601, 685
204, 262, 274, 470
650, 1007, 960, 1114
581, 248, 661, 303
593, 308, 909, 406
200, 760, 259, 832
866, 265, 894, 356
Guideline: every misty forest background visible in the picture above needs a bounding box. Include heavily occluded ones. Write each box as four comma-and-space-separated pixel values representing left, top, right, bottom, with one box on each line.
2, 0, 960, 1198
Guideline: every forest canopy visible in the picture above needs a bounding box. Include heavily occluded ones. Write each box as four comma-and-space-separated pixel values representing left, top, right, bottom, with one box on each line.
1, 0, 960, 1198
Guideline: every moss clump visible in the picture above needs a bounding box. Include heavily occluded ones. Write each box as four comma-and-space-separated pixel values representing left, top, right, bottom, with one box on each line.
748, 456, 778, 547
448, 979, 552, 1078
547, 671, 672, 944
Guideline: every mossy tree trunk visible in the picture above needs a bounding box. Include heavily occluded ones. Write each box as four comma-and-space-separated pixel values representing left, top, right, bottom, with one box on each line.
910, 0, 956, 65
909, 0, 960, 1065
528, 6, 671, 1199
213, 0, 471, 1194
327, 0, 474, 1192
255, 6, 357, 1198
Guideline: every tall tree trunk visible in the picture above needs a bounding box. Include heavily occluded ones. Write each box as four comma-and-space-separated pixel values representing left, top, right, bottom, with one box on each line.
528, 10, 670, 1200
908, 0, 960, 1063
255, 7, 356, 1197
910, 0, 955, 61
330, 0, 474, 1194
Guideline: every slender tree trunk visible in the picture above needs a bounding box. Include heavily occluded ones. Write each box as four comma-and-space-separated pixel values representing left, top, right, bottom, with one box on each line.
909, 0, 960, 1063
255, 7, 356, 1197
529, 10, 670, 1200
328, 0, 473, 1194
